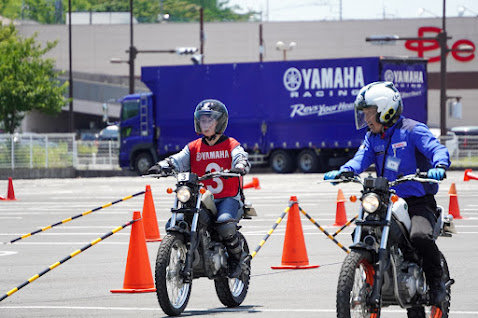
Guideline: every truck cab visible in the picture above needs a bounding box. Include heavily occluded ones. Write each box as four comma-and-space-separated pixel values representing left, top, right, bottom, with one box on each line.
118, 93, 157, 174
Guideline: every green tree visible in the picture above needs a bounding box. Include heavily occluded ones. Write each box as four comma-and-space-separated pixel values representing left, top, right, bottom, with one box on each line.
0, 0, 256, 24
0, 24, 68, 133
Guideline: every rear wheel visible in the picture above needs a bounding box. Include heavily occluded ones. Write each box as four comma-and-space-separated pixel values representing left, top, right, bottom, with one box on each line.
270, 150, 296, 173
337, 250, 379, 318
214, 233, 250, 307
297, 149, 319, 173
407, 251, 451, 318
155, 233, 191, 316
429, 252, 451, 318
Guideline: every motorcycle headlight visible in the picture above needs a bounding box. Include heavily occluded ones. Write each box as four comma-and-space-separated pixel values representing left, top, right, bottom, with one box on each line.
362, 193, 380, 213
176, 186, 192, 203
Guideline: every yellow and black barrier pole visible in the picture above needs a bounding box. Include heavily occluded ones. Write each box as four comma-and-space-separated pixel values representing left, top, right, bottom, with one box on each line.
332, 214, 358, 238
0, 218, 140, 302
299, 206, 350, 254
250, 206, 290, 260
8, 190, 145, 244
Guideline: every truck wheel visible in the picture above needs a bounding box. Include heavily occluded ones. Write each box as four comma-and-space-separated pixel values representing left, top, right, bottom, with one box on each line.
134, 152, 153, 175
270, 150, 296, 173
297, 149, 320, 173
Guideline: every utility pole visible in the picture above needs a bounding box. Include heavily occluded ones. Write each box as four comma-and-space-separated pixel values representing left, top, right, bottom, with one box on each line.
439, 0, 448, 137
128, 0, 136, 94
68, 0, 74, 133
259, 23, 264, 62
200, 7, 204, 64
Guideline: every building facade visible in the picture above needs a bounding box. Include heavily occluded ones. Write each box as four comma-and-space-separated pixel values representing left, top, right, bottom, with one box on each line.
16, 17, 478, 132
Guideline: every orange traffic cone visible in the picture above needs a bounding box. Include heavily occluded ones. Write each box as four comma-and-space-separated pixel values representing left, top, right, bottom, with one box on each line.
110, 211, 156, 293
464, 169, 478, 181
6, 177, 16, 201
142, 185, 161, 242
448, 183, 463, 220
333, 189, 347, 226
243, 177, 261, 189
271, 196, 319, 270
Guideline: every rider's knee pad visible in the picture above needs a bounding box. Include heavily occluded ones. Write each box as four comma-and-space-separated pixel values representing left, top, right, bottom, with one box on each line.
215, 221, 238, 241
410, 232, 434, 250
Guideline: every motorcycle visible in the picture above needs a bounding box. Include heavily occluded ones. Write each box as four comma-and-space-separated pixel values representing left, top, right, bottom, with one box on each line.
325, 171, 455, 318
149, 170, 255, 316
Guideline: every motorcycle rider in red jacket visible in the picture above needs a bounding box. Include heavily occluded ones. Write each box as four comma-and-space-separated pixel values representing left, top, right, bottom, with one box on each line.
148, 99, 250, 278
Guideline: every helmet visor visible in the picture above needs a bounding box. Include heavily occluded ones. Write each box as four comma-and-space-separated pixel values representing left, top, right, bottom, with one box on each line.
198, 115, 216, 132
355, 108, 368, 130
194, 109, 222, 121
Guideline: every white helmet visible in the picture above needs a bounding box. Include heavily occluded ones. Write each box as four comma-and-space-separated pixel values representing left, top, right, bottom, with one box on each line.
354, 81, 403, 130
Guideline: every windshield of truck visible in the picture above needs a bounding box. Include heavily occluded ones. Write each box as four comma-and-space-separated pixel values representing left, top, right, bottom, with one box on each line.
121, 100, 140, 121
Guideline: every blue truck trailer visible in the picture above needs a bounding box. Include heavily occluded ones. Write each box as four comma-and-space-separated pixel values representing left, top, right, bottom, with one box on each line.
118, 56, 428, 174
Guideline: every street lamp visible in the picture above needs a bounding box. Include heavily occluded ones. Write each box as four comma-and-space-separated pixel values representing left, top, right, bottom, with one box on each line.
366, 0, 472, 137
458, 6, 478, 17
110, 47, 199, 80
276, 41, 296, 61
417, 7, 439, 17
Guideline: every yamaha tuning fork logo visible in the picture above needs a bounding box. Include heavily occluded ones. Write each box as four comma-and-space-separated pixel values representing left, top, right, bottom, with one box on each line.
383, 69, 424, 88
282, 65, 365, 99
283, 67, 302, 91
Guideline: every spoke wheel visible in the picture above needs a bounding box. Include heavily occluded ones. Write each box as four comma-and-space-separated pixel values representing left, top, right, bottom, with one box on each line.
214, 233, 250, 307
155, 233, 191, 316
337, 250, 378, 318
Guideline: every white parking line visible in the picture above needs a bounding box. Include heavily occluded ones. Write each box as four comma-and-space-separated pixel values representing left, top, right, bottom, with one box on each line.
0, 251, 17, 257
0, 305, 477, 315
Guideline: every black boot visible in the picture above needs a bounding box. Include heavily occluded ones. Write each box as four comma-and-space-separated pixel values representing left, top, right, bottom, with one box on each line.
428, 278, 446, 306
228, 249, 248, 278
224, 233, 246, 278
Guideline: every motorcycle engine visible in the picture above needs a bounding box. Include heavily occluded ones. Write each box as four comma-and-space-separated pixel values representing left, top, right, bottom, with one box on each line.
204, 242, 228, 277
394, 253, 427, 303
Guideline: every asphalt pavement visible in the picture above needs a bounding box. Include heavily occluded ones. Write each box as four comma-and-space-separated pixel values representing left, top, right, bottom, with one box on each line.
0, 171, 477, 317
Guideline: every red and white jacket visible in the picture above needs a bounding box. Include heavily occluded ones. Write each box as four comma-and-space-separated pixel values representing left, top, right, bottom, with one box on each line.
188, 137, 240, 199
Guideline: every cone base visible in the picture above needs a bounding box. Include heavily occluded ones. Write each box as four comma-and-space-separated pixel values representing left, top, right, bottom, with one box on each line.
110, 287, 156, 293
145, 237, 162, 242
333, 222, 346, 226
451, 215, 464, 220
271, 264, 319, 270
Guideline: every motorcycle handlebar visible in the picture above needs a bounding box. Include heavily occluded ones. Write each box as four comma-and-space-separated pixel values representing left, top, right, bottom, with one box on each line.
199, 171, 242, 181
320, 171, 442, 186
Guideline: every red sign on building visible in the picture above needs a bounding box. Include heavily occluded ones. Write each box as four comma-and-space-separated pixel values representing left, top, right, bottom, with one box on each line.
404, 26, 475, 62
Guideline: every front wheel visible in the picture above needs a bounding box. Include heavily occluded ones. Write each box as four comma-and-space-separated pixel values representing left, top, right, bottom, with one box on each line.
337, 250, 379, 318
155, 233, 192, 316
134, 152, 153, 175
214, 233, 250, 307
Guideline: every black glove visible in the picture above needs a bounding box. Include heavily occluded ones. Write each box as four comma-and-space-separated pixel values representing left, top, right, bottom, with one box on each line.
229, 167, 246, 176
147, 164, 162, 175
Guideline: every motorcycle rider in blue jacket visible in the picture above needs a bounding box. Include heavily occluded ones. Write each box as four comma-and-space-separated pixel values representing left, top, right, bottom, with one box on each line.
325, 82, 450, 309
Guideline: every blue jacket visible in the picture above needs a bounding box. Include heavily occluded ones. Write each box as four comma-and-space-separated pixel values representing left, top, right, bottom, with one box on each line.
340, 116, 450, 198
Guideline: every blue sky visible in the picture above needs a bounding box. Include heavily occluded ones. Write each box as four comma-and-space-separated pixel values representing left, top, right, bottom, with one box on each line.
226, 0, 478, 21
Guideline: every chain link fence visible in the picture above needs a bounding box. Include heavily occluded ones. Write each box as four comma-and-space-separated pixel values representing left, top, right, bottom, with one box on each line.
442, 135, 478, 168
0, 133, 120, 170
1, 133, 477, 171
